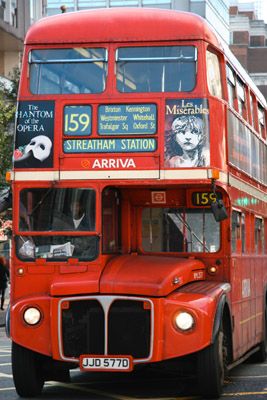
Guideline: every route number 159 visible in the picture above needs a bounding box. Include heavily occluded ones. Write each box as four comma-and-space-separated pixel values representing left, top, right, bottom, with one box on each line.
64, 105, 92, 135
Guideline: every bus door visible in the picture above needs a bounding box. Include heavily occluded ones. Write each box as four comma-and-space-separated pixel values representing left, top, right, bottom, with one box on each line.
102, 188, 121, 254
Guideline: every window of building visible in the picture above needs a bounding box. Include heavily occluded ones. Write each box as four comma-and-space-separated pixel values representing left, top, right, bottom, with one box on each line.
29, 48, 108, 94
226, 64, 236, 108
116, 46, 197, 93
46, 0, 173, 14
206, 49, 222, 98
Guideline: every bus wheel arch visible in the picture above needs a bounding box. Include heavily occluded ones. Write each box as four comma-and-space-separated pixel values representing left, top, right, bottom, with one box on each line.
197, 297, 232, 398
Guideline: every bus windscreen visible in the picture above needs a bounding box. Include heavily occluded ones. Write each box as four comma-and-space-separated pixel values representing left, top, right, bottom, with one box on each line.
17, 188, 98, 261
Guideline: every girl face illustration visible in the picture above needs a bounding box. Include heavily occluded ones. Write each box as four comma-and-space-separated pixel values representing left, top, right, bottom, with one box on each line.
172, 116, 203, 151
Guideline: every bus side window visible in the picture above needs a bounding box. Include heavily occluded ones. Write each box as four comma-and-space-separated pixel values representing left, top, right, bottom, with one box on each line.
258, 103, 266, 139
232, 210, 241, 253
255, 217, 264, 254
206, 49, 222, 98
236, 78, 247, 120
102, 188, 121, 254
249, 92, 256, 129
241, 213, 246, 253
226, 64, 236, 109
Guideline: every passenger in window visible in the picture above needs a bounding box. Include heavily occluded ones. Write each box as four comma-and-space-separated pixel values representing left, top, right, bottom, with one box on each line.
166, 115, 209, 167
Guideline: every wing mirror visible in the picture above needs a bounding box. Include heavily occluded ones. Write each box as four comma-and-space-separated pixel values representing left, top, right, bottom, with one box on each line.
211, 198, 228, 222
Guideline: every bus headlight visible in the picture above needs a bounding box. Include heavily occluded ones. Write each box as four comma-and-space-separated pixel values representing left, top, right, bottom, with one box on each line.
23, 307, 42, 326
174, 311, 195, 331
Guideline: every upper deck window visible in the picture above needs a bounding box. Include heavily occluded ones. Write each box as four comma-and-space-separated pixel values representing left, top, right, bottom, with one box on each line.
206, 50, 222, 98
226, 64, 235, 108
29, 48, 107, 94
116, 46, 197, 93
250, 93, 255, 129
258, 103, 266, 138
236, 78, 246, 119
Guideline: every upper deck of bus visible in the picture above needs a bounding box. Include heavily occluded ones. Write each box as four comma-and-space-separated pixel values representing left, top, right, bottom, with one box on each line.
25, 8, 220, 46
12, 8, 267, 197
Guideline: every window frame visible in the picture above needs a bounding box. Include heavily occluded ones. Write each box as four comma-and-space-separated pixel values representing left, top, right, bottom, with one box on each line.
28, 47, 108, 95
115, 45, 198, 93
206, 48, 223, 99
141, 206, 221, 254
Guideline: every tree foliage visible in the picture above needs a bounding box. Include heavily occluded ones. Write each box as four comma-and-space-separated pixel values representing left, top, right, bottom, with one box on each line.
0, 68, 19, 186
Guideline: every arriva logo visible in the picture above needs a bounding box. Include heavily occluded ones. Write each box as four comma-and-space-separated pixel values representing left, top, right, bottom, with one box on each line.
92, 159, 136, 169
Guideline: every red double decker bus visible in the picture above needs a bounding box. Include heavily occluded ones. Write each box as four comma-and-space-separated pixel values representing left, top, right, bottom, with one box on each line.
7, 8, 267, 399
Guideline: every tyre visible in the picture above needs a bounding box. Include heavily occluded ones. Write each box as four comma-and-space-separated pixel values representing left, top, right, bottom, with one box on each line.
197, 326, 227, 399
12, 341, 45, 397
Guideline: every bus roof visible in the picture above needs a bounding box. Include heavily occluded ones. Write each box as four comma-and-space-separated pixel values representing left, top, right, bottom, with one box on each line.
25, 7, 221, 47
24, 7, 266, 106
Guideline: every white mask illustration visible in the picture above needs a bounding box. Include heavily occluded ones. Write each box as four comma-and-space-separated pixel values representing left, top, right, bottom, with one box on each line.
14, 135, 52, 162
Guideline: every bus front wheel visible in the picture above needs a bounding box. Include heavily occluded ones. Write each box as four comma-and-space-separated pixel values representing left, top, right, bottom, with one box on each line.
197, 326, 226, 399
12, 341, 45, 397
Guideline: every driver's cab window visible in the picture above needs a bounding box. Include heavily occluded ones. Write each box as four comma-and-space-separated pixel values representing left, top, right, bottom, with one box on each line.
18, 188, 98, 261
142, 207, 220, 253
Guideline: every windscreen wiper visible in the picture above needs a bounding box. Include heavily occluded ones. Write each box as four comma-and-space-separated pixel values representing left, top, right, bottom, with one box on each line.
28, 188, 53, 217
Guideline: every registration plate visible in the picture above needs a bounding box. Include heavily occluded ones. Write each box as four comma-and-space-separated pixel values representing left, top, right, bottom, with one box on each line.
80, 355, 133, 372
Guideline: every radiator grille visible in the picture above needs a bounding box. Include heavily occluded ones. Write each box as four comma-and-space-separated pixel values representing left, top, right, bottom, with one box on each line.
61, 297, 151, 360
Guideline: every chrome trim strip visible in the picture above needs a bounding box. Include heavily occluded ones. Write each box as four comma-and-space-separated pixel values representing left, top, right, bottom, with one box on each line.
58, 295, 154, 365
31, 58, 106, 64
117, 56, 195, 62
221, 283, 231, 293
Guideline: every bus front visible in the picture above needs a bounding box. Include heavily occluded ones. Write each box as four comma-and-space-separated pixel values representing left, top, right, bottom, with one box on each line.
9, 9, 231, 399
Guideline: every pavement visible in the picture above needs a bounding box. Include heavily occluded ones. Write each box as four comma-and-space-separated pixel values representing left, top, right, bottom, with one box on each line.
0, 306, 6, 327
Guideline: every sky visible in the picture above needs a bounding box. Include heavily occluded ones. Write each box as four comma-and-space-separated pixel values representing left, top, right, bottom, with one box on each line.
260, 3, 267, 23
235, 0, 267, 22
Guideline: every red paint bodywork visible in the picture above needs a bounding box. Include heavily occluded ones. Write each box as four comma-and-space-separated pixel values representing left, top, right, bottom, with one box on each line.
9, 8, 267, 372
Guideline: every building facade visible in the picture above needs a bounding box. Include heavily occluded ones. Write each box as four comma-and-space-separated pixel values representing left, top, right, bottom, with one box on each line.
1, 0, 267, 102
0, 0, 230, 79
46, 0, 230, 44
229, 0, 267, 101
0, 0, 43, 80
